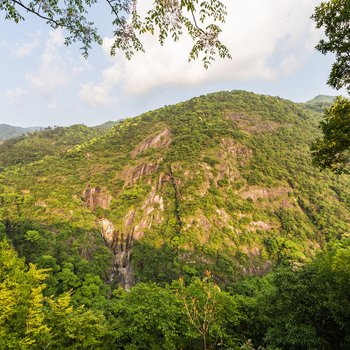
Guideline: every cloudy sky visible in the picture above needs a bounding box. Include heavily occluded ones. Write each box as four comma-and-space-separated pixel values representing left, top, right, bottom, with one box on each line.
0, 0, 342, 127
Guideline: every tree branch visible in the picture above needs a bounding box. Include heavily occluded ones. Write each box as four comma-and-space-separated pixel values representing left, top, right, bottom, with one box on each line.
11, 0, 60, 27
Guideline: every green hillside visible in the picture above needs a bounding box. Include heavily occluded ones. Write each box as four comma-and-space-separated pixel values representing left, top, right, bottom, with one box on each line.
2, 90, 350, 288
306, 95, 336, 104
0, 124, 105, 168
95, 120, 123, 130
0, 123, 41, 141
1, 90, 350, 349
305, 94, 336, 112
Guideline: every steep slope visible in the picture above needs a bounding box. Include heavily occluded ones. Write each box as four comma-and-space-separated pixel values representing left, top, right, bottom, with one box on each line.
1, 91, 350, 289
0, 124, 41, 141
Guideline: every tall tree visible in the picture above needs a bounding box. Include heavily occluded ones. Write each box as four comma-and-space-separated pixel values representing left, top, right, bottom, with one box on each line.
0, 240, 50, 349
261, 239, 350, 350
312, 0, 350, 94
311, 0, 350, 173
311, 96, 350, 173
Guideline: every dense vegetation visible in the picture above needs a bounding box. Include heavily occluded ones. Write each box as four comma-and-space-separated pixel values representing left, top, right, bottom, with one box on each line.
1, 90, 350, 349
310, 0, 350, 174
0, 124, 105, 168
1, 236, 350, 349
311, 97, 350, 174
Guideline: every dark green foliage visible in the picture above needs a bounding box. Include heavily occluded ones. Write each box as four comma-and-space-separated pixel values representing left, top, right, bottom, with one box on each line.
313, 0, 350, 93
310, 1, 350, 174
2, 219, 112, 300
0, 124, 103, 168
311, 97, 350, 173
105, 283, 184, 349
260, 239, 350, 350
132, 241, 184, 284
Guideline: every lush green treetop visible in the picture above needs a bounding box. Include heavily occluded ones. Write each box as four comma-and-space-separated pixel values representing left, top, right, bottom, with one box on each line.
312, 97, 350, 174
311, 0, 350, 173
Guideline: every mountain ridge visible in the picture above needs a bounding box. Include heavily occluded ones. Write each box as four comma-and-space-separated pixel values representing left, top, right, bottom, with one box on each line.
305, 94, 337, 112
0, 123, 41, 141
1, 90, 350, 290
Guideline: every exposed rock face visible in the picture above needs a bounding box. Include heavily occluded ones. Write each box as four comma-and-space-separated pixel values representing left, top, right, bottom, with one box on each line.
100, 184, 165, 290
133, 188, 165, 240
125, 163, 158, 186
101, 219, 116, 246
83, 187, 112, 210
131, 128, 171, 157
100, 217, 134, 290
228, 113, 280, 134
203, 138, 252, 189
221, 138, 252, 163
249, 221, 272, 230
240, 186, 290, 201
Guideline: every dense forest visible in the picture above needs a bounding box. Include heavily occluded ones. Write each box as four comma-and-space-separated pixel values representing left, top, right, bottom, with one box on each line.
1, 91, 350, 349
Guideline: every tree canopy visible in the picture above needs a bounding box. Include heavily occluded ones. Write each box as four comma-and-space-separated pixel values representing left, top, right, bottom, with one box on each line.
312, 0, 350, 94
1, 0, 230, 67
311, 0, 350, 173
311, 97, 350, 174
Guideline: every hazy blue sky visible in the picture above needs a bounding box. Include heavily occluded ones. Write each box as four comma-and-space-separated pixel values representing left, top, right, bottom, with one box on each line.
0, 0, 343, 127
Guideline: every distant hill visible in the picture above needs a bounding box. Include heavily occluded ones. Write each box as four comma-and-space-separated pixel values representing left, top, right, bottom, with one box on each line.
306, 95, 336, 104
94, 120, 123, 130
305, 95, 336, 112
0, 124, 41, 141
0, 124, 105, 168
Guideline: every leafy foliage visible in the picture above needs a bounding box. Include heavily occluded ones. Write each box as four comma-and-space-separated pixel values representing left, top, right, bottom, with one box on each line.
1, 0, 230, 66
0, 124, 103, 168
313, 0, 350, 93
304, 95, 336, 112
311, 97, 350, 173
310, 1, 350, 174
261, 239, 350, 350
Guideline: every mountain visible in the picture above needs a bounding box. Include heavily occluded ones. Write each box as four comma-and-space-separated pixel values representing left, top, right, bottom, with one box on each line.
306, 95, 336, 104
0, 124, 105, 168
0, 123, 41, 141
95, 120, 123, 130
305, 94, 336, 112
1, 91, 350, 291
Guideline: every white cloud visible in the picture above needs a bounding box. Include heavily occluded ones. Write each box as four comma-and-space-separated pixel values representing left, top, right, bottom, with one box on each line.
79, 62, 121, 107
26, 30, 87, 96
26, 30, 69, 95
5, 87, 28, 103
84, 0, 322, 97
11, 34, 40, 57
